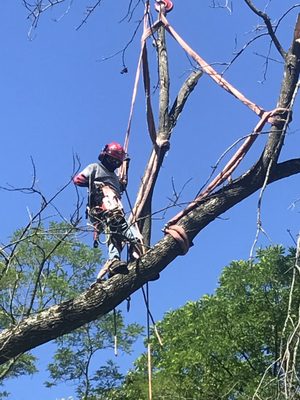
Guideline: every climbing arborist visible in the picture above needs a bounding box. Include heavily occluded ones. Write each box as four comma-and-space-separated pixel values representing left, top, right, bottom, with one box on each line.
73, 141, 143, 280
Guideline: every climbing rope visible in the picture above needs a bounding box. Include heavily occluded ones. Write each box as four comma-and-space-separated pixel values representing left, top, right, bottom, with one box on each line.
118, 0, 291, 263
113, 308, 118, 356
153, 8, 290, 245
107, 2, 291, 396
166, 107, 288, 228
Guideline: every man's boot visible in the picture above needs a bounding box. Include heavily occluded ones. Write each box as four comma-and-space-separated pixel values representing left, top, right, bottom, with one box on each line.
107, 258, 128, 278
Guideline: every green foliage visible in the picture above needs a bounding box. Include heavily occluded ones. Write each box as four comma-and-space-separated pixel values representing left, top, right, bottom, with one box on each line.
0, 222, 143, 398
115, 246, 299, 400
46, 311, 143, 399
0, 222, 102, 388
0, 222, 102, 327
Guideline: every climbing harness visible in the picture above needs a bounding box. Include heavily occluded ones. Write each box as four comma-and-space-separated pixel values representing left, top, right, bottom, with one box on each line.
87, 183, 125, 247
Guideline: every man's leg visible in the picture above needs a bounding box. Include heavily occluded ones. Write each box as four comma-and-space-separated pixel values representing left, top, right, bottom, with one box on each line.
105, 233, 127, 277
122, 224, 144, 259
123, 223, 160, 281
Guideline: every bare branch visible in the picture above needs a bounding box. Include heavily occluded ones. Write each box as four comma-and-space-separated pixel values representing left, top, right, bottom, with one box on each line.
76, 0, 103, 31
243, 0, 286, 58
119, 0, 144, 23
169, 69, 203, 132
100, 16, 144, 72
23, 0, 69, 38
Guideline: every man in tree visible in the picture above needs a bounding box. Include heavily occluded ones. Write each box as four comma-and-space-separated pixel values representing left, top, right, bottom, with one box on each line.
74, 141, 143, 281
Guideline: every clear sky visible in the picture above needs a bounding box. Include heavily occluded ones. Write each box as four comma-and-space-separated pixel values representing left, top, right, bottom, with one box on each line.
1, 1, 300, 399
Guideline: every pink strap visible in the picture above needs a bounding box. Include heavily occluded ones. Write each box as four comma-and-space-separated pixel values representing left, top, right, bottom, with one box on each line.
164, 224, 190, 254
160, 14, 268, 119
119, 5, 161, 183
167, 108, 287, 227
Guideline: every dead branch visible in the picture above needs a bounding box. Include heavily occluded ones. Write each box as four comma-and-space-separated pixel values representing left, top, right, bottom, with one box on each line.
243, 0, 286, 58
169, 69, 203, 132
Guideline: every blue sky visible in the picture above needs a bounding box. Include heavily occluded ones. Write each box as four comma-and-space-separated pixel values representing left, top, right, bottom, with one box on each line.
1, 1, 300, 399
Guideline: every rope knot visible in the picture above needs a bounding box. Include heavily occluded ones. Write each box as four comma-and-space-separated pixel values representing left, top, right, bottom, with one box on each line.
269, 107, 292, 126
156, 138, 170, 150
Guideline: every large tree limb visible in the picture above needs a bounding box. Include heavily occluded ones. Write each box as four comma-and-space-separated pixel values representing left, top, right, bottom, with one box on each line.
131, 25, 202, 243
261, 14, 300, 169
0, 158, 299, 365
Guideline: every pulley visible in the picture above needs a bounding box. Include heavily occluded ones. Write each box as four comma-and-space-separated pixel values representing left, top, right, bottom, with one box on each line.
154, 0, 173, 13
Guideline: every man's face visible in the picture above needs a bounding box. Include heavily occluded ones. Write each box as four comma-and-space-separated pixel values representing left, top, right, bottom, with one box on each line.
106, 155, 122, 170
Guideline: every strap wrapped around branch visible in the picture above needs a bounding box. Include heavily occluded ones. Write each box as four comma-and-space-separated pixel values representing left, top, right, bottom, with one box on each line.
164, 224, 190, 255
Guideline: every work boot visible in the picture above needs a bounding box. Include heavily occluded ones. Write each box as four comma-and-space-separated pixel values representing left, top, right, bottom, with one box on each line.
107, 259, 128, 278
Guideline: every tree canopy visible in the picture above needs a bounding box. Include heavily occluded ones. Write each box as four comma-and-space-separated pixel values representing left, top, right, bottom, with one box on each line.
0, 223, 142, 398
112, 246, 300, 400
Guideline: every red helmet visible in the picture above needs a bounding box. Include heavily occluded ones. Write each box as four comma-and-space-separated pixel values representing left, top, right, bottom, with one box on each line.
98, 142, 126, 162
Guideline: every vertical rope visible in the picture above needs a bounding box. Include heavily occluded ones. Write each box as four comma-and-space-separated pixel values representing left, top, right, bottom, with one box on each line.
146, 283, 153, 400
113, 308, 118, 357
121, 2, 150, 157
141, 286, 163, 346
148, 342, 153, 400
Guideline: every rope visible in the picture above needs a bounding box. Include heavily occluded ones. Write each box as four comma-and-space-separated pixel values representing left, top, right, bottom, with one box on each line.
113, 308, 118, 356
166, 107, 288, 227
147, 342, 153, 400
141, 286, 163, 346
146, 283, 152, 400
160, 13, 268, 119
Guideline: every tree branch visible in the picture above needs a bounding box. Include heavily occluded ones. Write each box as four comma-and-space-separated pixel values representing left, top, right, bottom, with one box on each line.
169, 69, 203, 132
0, 157, 300, 364
243, 0, 286, 58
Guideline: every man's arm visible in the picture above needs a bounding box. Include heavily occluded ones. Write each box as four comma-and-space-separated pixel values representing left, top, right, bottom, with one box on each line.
73, 173, 89, 187
73, 164, 95, 187
119, 157, 130, 192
